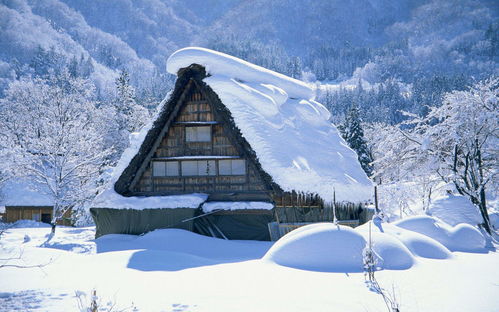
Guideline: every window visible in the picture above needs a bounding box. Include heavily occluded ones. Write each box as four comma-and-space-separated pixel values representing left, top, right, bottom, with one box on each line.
166, 162, 179, 176
218, 159, 246, 175
152, 161, 166, 177
181, 160, 216, 176
186, 126, 211, 142
182, 161, 198, 176
153, 161, 179, 176
198, 160, 216, 176
32, 213, 41, 222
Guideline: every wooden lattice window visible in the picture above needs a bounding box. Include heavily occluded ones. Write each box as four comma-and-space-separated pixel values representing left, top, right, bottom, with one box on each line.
152, 161, 179, 177
185, 126, 211, 142
218, 159, 246, 175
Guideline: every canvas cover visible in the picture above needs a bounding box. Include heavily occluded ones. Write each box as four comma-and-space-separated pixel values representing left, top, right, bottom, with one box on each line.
90, 208, 197, 238
194, 210, 274, 241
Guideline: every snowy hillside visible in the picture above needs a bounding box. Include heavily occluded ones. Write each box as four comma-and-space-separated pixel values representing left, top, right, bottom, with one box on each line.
0, 0, 496, 108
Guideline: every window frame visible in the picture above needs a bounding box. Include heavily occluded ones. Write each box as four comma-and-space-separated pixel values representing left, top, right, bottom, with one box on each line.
185, 126, 211, 143
152, 161, 179, 177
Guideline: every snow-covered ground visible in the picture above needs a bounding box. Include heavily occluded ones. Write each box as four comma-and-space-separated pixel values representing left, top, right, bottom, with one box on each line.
1, 219, 498, 312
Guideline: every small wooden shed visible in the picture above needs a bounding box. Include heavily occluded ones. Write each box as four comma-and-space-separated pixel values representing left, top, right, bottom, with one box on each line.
0, 180, 72, 226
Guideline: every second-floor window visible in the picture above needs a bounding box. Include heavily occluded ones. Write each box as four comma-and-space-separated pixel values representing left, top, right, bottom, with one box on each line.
185, 126, 211, 142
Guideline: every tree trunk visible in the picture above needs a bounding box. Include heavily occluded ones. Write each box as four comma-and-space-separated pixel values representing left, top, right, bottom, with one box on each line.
478, 188, 492, 234
51, 222, 56, 234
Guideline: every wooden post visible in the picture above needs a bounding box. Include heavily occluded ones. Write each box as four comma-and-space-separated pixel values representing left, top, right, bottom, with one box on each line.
374, 185, 380, 214
333, 187, 337, 224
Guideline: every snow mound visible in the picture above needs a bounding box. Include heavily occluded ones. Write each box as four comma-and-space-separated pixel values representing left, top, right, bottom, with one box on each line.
357, 221, 452, 259
357, 230, 415, 270
394, 216, 486, 252
428, 194, 483, 226
97, 228, 272, 261
263, 223, 366, 272
166, 47, 373, 203
7, 220, 51, 228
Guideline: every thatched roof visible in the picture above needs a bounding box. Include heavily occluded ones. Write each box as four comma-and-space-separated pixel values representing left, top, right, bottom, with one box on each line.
107, 47, 373, 205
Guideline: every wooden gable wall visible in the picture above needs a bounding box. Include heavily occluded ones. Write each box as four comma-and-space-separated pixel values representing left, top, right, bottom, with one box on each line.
131, 80, 271, 201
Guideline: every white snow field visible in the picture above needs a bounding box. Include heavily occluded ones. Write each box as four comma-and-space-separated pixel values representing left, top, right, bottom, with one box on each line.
1, 218, 498, 312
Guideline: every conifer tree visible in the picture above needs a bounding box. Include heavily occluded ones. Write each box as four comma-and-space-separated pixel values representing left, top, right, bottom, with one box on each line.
114, 70, 148, 133
340, 102, 374, 177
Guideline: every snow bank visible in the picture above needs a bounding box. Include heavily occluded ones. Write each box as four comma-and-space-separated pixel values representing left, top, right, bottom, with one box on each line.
167, 47, 373, 203
394, 216, 486, 252
357, 221, 452, 259
8, 220, 51, 228
263, 223, 366, 272
97, 228, 272, 261
428, 194, 483, 226
202, 201, 273, 212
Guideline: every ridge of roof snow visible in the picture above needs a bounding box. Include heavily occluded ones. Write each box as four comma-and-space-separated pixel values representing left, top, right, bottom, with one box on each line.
167, 47, 314, 100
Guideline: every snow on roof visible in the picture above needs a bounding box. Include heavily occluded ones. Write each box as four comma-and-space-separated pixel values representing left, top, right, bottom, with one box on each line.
0, 179, 54, 207
167, 47, 313, 100
202, 201, 274, 213
167, 47, 373, 203
93, 191, 207, 210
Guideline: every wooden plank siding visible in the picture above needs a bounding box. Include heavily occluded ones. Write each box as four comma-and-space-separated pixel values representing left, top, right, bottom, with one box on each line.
132, 82, 271, 201
3, 206, 72, 226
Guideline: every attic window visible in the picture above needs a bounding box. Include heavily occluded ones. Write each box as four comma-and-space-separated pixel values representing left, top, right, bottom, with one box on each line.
186, 126, 211, 142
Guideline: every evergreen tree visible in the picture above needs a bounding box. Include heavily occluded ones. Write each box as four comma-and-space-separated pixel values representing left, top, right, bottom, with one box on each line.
340, 102, 373, 177
115, 70, 139, 132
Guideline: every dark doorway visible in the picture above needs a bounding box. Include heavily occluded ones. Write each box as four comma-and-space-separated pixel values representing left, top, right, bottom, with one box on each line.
41, 213, 51, 224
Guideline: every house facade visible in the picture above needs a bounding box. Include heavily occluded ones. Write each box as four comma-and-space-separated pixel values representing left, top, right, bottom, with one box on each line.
91, 47, 373, 240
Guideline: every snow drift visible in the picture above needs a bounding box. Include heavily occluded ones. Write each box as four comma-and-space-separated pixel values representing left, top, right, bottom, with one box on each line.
394, 216, 486, 252
357, 221, 452, 259
357, 231, 415, 270
263, 223, 366, 272
428, 194, 483, 226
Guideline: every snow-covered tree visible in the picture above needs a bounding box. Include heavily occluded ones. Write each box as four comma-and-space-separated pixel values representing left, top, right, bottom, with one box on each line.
340, 102, 373, 177
114, 69, 149, 133
0, 70, 112, 234
417, 78, 498, 233
375, 78, 498, 233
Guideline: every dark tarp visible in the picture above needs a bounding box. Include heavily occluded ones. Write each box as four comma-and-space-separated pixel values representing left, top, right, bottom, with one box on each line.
194, 210, 274, 241
90, 207, 197, 238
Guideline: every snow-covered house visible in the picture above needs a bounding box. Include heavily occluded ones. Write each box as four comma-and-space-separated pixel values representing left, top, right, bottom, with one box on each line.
91, 47, 373, 240
0, 179, 72, 225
